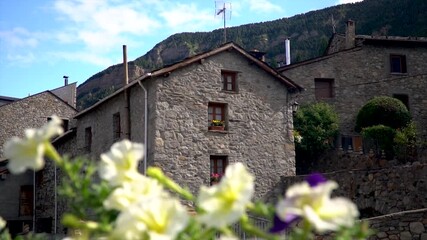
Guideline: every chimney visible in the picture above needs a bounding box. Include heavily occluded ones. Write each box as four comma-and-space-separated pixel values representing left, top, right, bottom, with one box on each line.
345, 20, 356, 49
123, 45, 129, 85
63, 76, 69, 86
285, 38, 291, 65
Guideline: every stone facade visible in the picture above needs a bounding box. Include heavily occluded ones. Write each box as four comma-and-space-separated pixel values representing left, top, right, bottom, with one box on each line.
0, 91, 77, 158
67, 43, 299, 201
0, 91, 76, 236
280, 163, 427, 218
278, 24, 427, 142
151, 50, 296, 199
366, 209, 427, 240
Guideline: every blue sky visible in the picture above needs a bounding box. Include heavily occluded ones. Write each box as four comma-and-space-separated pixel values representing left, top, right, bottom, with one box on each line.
0, 0, 362, 98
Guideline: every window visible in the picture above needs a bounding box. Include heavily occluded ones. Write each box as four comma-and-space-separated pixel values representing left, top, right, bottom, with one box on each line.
210, 156, 228, 184
113, 112, 121, 141
208, 102, 226, 130
314, 78, 334, 99
390, 54, 407, 73
393, 94, 409, 110
19, 185, 33, 216
221, 70, 237, 92
85, 127, 92, 151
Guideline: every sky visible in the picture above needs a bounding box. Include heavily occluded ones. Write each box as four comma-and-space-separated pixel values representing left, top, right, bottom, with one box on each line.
0, 0, 363, 98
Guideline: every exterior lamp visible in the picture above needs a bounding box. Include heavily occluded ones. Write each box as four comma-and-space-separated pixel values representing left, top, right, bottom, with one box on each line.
292, 101, 299, 115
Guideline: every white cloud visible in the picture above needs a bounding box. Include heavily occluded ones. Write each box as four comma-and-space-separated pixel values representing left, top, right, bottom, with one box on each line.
49, 51, 114, 67
159, 3, 215, 31
7, 52, 36, 65
247, 0, 283, 13
338, 0, 364, 4
0, 28, 39, 48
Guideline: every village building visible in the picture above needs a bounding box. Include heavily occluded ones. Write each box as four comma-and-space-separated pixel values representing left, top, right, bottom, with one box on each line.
278, 20, 427, 151
0, 83, 77, 237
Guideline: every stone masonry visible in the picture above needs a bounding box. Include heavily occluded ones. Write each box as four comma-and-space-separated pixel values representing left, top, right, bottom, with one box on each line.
151, 49, 296, 200
0, 91, 76, 235
280, 45, 427, 138
68, 43, 298, 203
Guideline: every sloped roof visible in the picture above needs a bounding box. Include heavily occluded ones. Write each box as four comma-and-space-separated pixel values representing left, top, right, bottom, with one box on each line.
277, 33, 427, 72
0, 90, 77, 111
75, 42, 303, 118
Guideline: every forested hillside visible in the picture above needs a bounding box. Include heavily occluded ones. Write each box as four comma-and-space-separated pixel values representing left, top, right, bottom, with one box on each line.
77, 0, 427, 110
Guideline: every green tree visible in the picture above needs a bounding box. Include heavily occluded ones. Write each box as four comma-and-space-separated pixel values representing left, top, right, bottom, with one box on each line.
294, 102, 339, 173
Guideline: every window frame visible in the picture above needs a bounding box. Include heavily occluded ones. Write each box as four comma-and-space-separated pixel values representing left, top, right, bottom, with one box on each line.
390, 54, 407, 74
221, 70, 238, 92
19, 185, 33, 216
314, 78, 334, 100
113, 112, 121, 141
208, 102, 227, 130
84, 127, 92, 151
210, 155, 228, 185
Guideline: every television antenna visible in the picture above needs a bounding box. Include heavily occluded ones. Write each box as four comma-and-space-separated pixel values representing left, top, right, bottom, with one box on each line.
215, 1, 232, 44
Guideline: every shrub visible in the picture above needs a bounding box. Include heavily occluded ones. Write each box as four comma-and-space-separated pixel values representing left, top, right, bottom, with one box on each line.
294, 102, 339, 171
362, 125, 396, 159
394, 121, 418, 162
355, 96, 411, 132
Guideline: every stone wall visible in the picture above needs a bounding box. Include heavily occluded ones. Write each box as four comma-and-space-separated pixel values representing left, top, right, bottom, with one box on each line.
70, 48, 297, 201
0, 92, 77, 158
152, 49, 296, 200
0, 91, 76, 234
281, 44, 427, 139
280, 163, 427, 218
366, 209, 427, 240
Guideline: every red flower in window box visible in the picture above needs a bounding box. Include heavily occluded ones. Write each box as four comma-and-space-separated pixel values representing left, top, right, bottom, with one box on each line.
210, 173, 222, 184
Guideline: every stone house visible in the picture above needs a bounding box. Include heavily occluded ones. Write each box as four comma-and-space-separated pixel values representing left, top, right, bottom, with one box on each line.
55, 42, 301, 200
37, 42, 302, 235
277, 20, 427, 151
0, 85, 77, 237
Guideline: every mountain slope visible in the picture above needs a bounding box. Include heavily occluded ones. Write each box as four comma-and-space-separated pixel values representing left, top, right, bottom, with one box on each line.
77, 0, 427, 110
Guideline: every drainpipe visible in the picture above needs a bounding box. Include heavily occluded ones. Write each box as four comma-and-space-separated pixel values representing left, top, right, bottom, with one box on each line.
54, 166, 57, 235
33, 171, 35, 232
137, 73, 150, 175
123, 45, 131, 139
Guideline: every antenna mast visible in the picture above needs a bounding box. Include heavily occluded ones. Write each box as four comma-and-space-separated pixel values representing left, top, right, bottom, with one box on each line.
215, 1, 231, 44
331, 14, 337, 34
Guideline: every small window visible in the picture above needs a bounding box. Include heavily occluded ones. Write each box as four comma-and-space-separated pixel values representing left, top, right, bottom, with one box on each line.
393, 94, 409, 110
221, 70, 237, 92
113, 112, 121, 141
208, 102, 226, 130
315, 78, 334, 99
19, 185, 33, 216
390, 54, 407, 73
210, 156, 228, 185
85, 127, 92, 151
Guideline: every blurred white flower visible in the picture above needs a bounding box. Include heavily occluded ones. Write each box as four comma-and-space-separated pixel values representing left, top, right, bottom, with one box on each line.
5, 115, 63, 174
112, 197, 189, 240
276, 180, 359, 233
99, 140, 144, 186
103, 175, 166, 211
0, 216, 6, 230
197, 162, 254, 228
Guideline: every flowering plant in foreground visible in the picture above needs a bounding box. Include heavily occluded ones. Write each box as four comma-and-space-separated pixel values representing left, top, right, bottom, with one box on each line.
1, 116, 372, 240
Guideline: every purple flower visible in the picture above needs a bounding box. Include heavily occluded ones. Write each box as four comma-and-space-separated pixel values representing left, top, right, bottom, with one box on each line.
306, 173, 327, 187
269, 213, 299, 233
